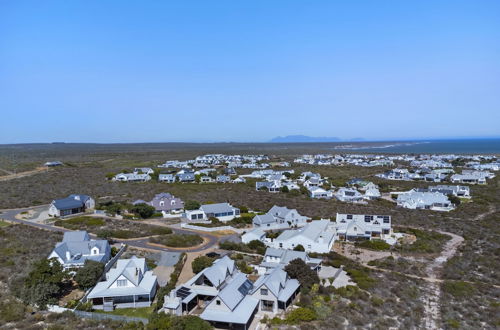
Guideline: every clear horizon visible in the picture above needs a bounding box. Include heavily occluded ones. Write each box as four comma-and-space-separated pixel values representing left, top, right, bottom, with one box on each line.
1, 1, 499, 143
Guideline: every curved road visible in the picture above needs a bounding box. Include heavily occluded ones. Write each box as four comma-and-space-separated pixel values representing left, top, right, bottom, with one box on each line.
0, 206, 220, 253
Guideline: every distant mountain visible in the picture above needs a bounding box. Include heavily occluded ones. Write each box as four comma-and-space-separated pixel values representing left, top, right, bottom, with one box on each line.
269, 135, 342, 143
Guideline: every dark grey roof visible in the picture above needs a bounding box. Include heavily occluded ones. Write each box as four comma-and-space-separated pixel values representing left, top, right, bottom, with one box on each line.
53, 197, 84, 210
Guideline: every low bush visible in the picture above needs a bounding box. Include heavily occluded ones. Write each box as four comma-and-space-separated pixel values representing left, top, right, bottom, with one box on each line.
54, 216, 104, 229
356, 240, 391, 251
150, 234, 203, 248
442, 281, 475, 298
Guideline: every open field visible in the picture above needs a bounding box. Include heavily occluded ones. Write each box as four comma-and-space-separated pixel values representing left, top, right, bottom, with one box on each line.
0, 142, 498, 328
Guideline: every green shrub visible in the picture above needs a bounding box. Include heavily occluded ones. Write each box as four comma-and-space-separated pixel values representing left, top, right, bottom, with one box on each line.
74, 260, 104, 290
442, 281, 475, 298
345, 268, 376, 290
192, 256, 214, 274
0, 300, 26, 322
54, 216, 104, 229
285, 307, 317, 324
150, 234, 203, 247
357, 239, 391, 251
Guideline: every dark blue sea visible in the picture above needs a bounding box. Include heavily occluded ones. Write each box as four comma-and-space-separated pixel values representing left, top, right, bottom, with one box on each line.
339, 139, 500, 154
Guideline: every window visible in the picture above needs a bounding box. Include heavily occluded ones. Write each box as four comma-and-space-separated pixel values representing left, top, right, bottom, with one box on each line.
347, 214, 353, 219
160, 201, 164, 206
260, 288, 268, 295
117, 280, 127, 287
216, 300, 221, 305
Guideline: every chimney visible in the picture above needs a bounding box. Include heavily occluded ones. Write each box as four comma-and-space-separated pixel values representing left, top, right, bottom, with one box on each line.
66, 251, 71, 261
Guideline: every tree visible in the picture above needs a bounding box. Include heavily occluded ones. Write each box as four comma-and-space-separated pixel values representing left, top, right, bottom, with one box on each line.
74, 260, 104, 290
448, 194, 461, 206
191, 256, 214, 274
284, 258, 319, 291
21, 258, 68, 309
293, 244, 305, 252
247, 239, 266, 254
130, 203, 156, 218
281, 185, 289, 193
184, 200, 201, 210
238, 205, 249, 214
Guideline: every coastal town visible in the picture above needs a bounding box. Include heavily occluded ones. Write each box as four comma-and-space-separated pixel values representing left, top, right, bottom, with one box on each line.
0, 149, 497, 329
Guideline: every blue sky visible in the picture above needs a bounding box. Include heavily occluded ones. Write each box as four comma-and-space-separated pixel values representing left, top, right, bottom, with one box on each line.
1, 0, 499, 143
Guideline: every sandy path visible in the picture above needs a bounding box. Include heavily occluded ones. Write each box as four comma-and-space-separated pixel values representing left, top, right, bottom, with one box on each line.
0, 167, 48, 182
422, 231, 464, 330
177, 247, 215, 284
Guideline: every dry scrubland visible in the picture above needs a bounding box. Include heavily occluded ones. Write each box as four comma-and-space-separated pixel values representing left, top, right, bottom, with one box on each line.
0, 143, 498, 329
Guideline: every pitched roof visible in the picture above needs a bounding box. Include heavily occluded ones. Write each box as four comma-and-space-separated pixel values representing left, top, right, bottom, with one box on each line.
218, 272, 253, 310
63, 231, 90, 242
88, 257, 157, 298
53, 197, 85, 210
252, 213, 275, 225
200, 203, 237, 214
252, 268, 299, 302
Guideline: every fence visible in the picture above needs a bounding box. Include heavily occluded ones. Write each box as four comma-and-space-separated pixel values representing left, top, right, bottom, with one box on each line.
103, 244, 127, 274
73, 310, 148, 324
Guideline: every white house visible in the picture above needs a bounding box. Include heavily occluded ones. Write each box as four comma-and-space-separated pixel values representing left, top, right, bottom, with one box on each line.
335, 214, 392, 242
48, 231, 111, 270
159, 174, 176, 183
163, 256, 259, 329
335, 188, 364, 202
252, 205, 310, 230
268, 220, 335, 253
363, 186, 381, 200
450, 170, 493, 184
184, 203, 240, 222
241, 228, 266, 244
134, 167, 154, 175
308, 186, 333, 199
88, 257, 158, 311
255, 181, 282, 193
396, 190, 455, 211
199, 273, 259, 329
256, 248, 322, 275
428, 185, 470, 198
249, 268, 300, 315
114, 173, 151, 182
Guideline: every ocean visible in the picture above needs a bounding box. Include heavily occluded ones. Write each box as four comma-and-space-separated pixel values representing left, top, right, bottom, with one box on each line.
333, 139, 500, 154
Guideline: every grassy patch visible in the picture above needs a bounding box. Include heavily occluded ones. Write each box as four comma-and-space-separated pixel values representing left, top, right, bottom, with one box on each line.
395, 227, 451, 254
54, 216, 172, 239
442, 281, 475, 298
149, 233, 203, 247
54, 216, 104, 229
0, 220, 11, 227
368, 256, 426, 277
94, 306, 154, 318
356, 239, 391, 251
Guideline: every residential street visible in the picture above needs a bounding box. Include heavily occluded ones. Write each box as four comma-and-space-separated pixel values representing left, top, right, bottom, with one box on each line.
0, 206, 220, 253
